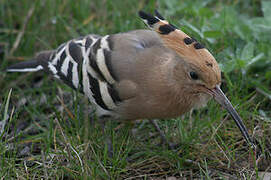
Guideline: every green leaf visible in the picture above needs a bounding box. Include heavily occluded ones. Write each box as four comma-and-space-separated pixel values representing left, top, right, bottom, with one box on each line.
199, 8, 214, 18
219, 59, 237, 73
247, 53, 264, 67
262, 1, 271, 19
236, 59, 246, 68
203, 30, 222, 38
265, 71, 271, 79
241, 42, 254, 61
181, 20, 204, 38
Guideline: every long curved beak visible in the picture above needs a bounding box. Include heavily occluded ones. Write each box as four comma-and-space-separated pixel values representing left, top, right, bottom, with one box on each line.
210, 85, 255, 148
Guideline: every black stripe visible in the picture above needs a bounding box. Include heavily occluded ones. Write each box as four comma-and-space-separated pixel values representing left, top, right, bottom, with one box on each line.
154, 10, 165, 20
194, 42, 205, 49
57, 43, 66, 54
40, 53, 53, 73
159, 24, 176, 35
92, 38, 101, 54
68, 41, 83, 91
138, 11, 159, 26
55, 51, 66, 72
60, 51, 67, 62
55, 58, 76, 89
169, 23, 178, 29
103, 49, 118, 82
67, 61, 76, 89
67, 61, 73, 83
69, 41, 83, 63
88, 74, 109, 110
55, 58, 63, 74
88, 51, 106, 81
77, 63, 83, 93
107, 84, 121, 103
183, 37, 195, 45
85, 37, 93, 50
50, 52, 56, 61
107, 35, 114, 50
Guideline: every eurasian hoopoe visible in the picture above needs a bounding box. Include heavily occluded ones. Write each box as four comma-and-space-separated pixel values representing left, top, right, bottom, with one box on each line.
6, 10, 255, 148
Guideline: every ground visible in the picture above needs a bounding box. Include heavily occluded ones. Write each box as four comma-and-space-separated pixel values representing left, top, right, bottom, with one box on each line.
0, 0, 271, 179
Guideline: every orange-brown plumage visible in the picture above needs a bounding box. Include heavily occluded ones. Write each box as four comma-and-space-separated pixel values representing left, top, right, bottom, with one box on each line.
138, 10, 254, 147
142, 11, 221, 90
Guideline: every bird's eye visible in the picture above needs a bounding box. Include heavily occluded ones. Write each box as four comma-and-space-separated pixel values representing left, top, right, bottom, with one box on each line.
189, 71, 199, 80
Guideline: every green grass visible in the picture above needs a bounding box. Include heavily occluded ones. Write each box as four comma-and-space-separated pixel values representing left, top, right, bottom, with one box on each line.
0, 0, 271, 179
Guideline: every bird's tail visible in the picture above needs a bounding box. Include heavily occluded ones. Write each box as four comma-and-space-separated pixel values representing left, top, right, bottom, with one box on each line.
6, 51, 52, 73
6, 59, 43, 72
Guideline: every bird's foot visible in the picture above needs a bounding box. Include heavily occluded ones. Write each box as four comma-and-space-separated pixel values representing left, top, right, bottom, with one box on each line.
149, 119, 180, 150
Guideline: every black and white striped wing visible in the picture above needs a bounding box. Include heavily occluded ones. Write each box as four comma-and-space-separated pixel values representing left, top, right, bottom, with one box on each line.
44, 34, 122, 111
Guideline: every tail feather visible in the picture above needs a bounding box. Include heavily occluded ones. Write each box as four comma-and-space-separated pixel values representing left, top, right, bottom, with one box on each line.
6, 59, 43, 72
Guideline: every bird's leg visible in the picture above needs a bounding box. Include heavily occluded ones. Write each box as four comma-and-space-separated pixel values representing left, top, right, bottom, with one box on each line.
99, 116, 113, 158
149, 119, 175, 150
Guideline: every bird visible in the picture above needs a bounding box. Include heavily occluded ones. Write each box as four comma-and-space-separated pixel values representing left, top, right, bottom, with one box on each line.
6, 10, 255, 149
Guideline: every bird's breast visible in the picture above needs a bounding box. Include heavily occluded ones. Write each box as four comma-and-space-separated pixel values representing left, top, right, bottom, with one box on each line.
117, 88, 197, 120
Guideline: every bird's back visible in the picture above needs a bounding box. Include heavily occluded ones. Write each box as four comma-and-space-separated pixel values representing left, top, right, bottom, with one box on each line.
7, 29, 178, 120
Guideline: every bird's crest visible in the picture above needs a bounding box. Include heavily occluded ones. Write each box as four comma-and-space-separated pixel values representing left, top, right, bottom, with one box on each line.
138, 10, 218, 72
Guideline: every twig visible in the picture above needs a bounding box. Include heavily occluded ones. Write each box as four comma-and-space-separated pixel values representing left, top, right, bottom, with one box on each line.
55, 117, 84, 172
56, 95, 75, 120
89, 143, 109, 177
209, 114, 229, 142
23, 160, 29, 178
0, 28, 20, 34
41, 150, 49, 180
9, 5, 35, 56
55, 117, 71, 160
54, 126, 57, 151
69, 144, 84, 173
1, 89, 12, 136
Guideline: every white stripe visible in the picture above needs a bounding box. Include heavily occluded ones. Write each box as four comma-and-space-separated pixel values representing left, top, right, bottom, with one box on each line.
54, 74, 60, 79
82, 60, 93, 100
62, 42, 80, 88
87, 62, 99, 78
52, 44, 66, 65
7, 65, 43, 72
88, 35, 100, 42
90, 38, 98, 47
85, 46, 99, 79
82, 43, 96, 102
98, 80, 116, 109
61, 57, 70, 76
74, 40, 83, 44
154, 16, 162, 21
142, 19, 150, 27
100, 35, 110, 50
96, 49, 115, 84
82, 38, 86, 47
72, 63, 79, 88
48, 62, 58, 74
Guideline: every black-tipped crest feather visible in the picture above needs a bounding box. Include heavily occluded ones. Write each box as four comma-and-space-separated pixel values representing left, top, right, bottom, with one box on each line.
154, 10, 165, 20
138, 10, 159, 26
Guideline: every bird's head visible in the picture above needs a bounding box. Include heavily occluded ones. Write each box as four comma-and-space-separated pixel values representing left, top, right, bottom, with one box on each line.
139, 10, 255, 148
